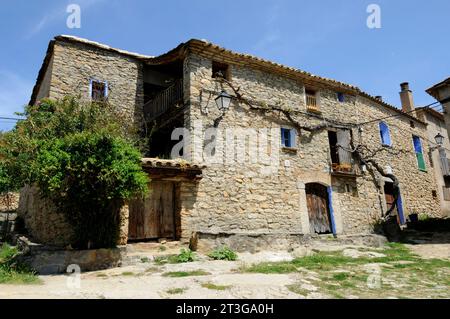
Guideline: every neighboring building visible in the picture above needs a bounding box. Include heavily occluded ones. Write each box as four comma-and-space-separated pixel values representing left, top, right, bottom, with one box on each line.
416, 106, 450, 217
20, 36, 443, 249
427, 78, 450, 141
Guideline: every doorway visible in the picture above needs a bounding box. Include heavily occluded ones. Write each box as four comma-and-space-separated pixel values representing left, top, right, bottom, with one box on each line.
128, 181, 180, 241
306, 183, 332, 234
383, 182, 405, 225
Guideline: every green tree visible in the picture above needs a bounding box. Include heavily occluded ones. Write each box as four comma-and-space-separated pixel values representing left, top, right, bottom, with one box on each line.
0, 97, 148, 248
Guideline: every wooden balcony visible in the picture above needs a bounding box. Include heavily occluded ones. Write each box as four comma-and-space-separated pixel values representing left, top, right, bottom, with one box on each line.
144, 79, 183, 121
306, 94, 320, 113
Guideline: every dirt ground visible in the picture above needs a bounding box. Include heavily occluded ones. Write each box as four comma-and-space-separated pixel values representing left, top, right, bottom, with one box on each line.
1, 236, 449, 299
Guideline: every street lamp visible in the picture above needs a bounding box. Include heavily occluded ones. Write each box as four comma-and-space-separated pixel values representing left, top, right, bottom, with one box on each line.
215, 90, 232, 111
434, 133, 445, 146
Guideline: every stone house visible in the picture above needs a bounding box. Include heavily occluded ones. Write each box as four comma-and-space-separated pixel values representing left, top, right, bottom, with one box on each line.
416, 106, 450, 217
20, 35, 443, 249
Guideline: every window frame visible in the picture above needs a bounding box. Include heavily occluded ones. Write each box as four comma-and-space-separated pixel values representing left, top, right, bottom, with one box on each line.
379, 121, 392, 147
89, 78, 109, 101
412, 135, 426, 171
280, 127, 296, 149
337, 92, 345, 103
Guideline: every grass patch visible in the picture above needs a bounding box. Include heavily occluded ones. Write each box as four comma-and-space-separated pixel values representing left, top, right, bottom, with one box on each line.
0, 244, 41, 285
286, 284, 311, 297
96, 273, 108, 277
162, 270, 210, 278
140, 257, 150, 263
121, 271, 135, 276
201, 282, 232, 290
166, 287, 187, 295
243, 262, 298, 274
154, 255, 178, 265
154, 249, 196, 265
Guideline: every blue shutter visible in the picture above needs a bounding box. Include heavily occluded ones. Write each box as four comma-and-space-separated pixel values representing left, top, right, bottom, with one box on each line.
327, 186, 337, 236
413, 136, 423, 153
379, 122, 391, 146
337, 92, 345, 102
289, 129, 296, 148
396, 192, 406, 225
281, 128, 293, 147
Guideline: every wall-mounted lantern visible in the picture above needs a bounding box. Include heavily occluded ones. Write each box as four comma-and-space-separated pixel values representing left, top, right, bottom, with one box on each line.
434, 133, 445, 146
215, 90, 232, 111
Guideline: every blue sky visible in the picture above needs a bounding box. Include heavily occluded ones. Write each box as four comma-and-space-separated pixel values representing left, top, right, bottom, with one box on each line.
0, 0, 449, 131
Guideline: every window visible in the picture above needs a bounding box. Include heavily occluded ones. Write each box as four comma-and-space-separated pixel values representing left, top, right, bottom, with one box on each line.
379, 121, 392, 146
328, 129, 353, 173
337, 92, 345, 103
281, 127, 296, 148
89, 79, 108, 101
305, 89, 319, 111
413, 135, 426, 171
212, 61, 230, 80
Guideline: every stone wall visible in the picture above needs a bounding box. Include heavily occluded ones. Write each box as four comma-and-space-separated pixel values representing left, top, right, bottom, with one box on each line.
48, 40, 145, 125
17, 185, 129, 247
179, 52, 441, 240
17, 185, 73, 247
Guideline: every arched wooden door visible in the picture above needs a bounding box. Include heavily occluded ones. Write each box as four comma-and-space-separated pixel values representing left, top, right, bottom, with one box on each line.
306, 183, 332, 234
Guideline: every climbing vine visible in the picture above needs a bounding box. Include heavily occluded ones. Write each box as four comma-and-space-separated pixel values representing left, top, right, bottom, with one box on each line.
212, 76, 406, 220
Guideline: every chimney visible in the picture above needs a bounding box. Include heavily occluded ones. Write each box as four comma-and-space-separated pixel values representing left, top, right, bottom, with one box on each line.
400, 82, 415, 113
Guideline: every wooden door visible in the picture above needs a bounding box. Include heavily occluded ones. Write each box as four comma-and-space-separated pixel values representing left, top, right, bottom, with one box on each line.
128, 181, 177, 240
306, 183, 332, 234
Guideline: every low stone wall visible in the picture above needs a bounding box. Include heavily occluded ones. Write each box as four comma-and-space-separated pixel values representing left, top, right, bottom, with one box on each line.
17, 185, 129, 247
194, 232, 387, 253
17, 185, 73, 247
16, 236, 127, 275
0, 192, 19, 212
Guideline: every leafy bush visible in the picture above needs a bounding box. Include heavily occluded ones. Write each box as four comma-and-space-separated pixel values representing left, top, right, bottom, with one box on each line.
176, 248, 196, 263
208, 246, 238, 261
0, 97, 149, 249
0, 244, 40, 284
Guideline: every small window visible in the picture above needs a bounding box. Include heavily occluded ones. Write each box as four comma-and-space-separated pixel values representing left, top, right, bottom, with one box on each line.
379, 121, 392, 146
90, 79, 108, 101
212, 61, 230, 80
432, 190, 438, 198
409, 120, 415, 128
281, 127, 296, 148
337, 92, 345, 103
413, 135, 426, 171
305, 89, 318, 111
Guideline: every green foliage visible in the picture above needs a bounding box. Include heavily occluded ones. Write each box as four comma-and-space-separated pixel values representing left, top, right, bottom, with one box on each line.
208, 246, 238, 261
0, 97, 148, 249
0, 244, 41, 285
176, 248, 196, 263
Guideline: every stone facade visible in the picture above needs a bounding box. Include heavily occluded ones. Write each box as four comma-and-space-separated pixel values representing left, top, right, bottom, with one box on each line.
181, 52, 441, 239
417, 108, 450, 217
33, 38, 145, 125
25, 36, 444, 248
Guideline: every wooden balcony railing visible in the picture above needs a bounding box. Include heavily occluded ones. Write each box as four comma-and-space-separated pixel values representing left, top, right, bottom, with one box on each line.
331, 148, 355, 174
144, 79, 183, 121
306, 94, 320, 112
